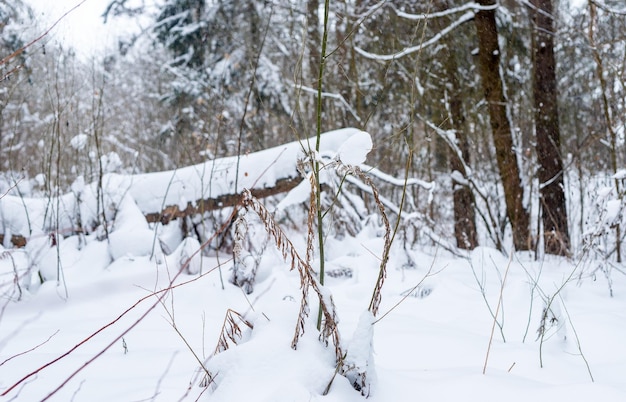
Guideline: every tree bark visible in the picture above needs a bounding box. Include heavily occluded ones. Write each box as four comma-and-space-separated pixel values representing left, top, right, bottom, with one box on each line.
0, 234, 27, 248
531, 0, 570, 255
145, 176, 303, 224
443, 40, 478, 250
307, 0, 320, 82
474, 0, 531, 250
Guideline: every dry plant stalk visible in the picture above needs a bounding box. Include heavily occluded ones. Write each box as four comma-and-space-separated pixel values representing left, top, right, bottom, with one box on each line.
306, 172, 325, 331
200, 309, 254, 387
336, 163, 391, 317
238, 159, 390, 396
214, 309, 254, 355
241, 189, 343, 358
330, 163, 391, 397
200, 308, 254, 387
482, 252, 512, 375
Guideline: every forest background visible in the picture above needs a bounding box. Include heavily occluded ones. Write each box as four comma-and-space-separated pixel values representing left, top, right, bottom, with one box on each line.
2, 0, 626, 261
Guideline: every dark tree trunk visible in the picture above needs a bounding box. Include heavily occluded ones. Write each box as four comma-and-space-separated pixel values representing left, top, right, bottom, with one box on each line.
474, 0, 531, 250
307, 0, 320, 82
531, 0, 570, 255
335, 0, 362, 128
443, 43, 478, 250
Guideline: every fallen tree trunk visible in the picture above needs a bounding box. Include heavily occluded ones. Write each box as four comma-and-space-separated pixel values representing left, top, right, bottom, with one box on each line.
145, 176, 302, 224
0, 180, 303, 248
0, 129, 364, 248
0, 177, 302, 248
0, 234, 27, 248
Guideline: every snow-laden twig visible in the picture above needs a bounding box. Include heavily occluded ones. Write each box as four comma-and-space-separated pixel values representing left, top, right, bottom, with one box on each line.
0, 0, 88, 68
516, 0, 557, 20
418, 116, 470, 175
361, 163, 434, 190
393, 1, 497, 20
344, 176, 402, 216
590, 0, 626, 15
419, 115, 504, 251
292, 84, 362, 123
355, 11, 475, 61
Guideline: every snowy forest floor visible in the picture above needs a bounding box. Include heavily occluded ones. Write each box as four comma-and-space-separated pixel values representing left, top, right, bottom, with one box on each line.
1, 230, 626, 401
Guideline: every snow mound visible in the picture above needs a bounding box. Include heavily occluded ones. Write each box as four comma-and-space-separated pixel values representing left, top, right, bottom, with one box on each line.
170, 236, 203, 274
108, 193, 154, 260
336, 131, 373, 166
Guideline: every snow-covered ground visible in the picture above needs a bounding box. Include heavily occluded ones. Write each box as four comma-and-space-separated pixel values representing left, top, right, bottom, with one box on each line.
1, 130, 626, 401
2, 237, 625, 401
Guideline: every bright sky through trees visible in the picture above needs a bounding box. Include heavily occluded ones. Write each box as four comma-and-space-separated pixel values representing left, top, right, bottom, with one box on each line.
25, 0, 146, 57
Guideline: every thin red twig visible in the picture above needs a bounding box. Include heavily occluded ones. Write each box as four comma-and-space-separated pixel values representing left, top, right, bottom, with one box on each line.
0, 330, 60, 367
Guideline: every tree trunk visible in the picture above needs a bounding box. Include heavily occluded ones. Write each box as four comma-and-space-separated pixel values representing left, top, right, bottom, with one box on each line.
443, 42, 478, 250
530, 0, 570, 255
307, 0, 320, 82
474, 0, 531, 250
145, 176, 303, 224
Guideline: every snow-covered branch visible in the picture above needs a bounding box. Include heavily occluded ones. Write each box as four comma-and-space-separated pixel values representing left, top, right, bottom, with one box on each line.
355, 11, 475, 61
361, 164, 435, 190
345, 175, 402, 216
393, 1, 497, 21
516, 0, 556, 20
590, 0, 626, 15
294, 84, 362, 123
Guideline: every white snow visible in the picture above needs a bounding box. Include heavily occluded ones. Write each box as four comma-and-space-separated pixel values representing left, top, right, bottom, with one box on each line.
2, 231, 625, 401
451, 169, 469, 186
605, 199, 622, 226
104, 187, 155, 261
613, 169, 626, 180
70, 134, 88, 151
275, 173, 313, 211
335, 130, 373, 166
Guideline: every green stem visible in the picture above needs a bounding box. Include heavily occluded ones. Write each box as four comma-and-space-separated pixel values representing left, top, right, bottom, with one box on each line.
315, 0, 331, 331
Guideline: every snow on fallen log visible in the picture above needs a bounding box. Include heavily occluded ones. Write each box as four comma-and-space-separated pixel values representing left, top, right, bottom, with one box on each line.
0, 128, 364, 247
130, 128, 362, 221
